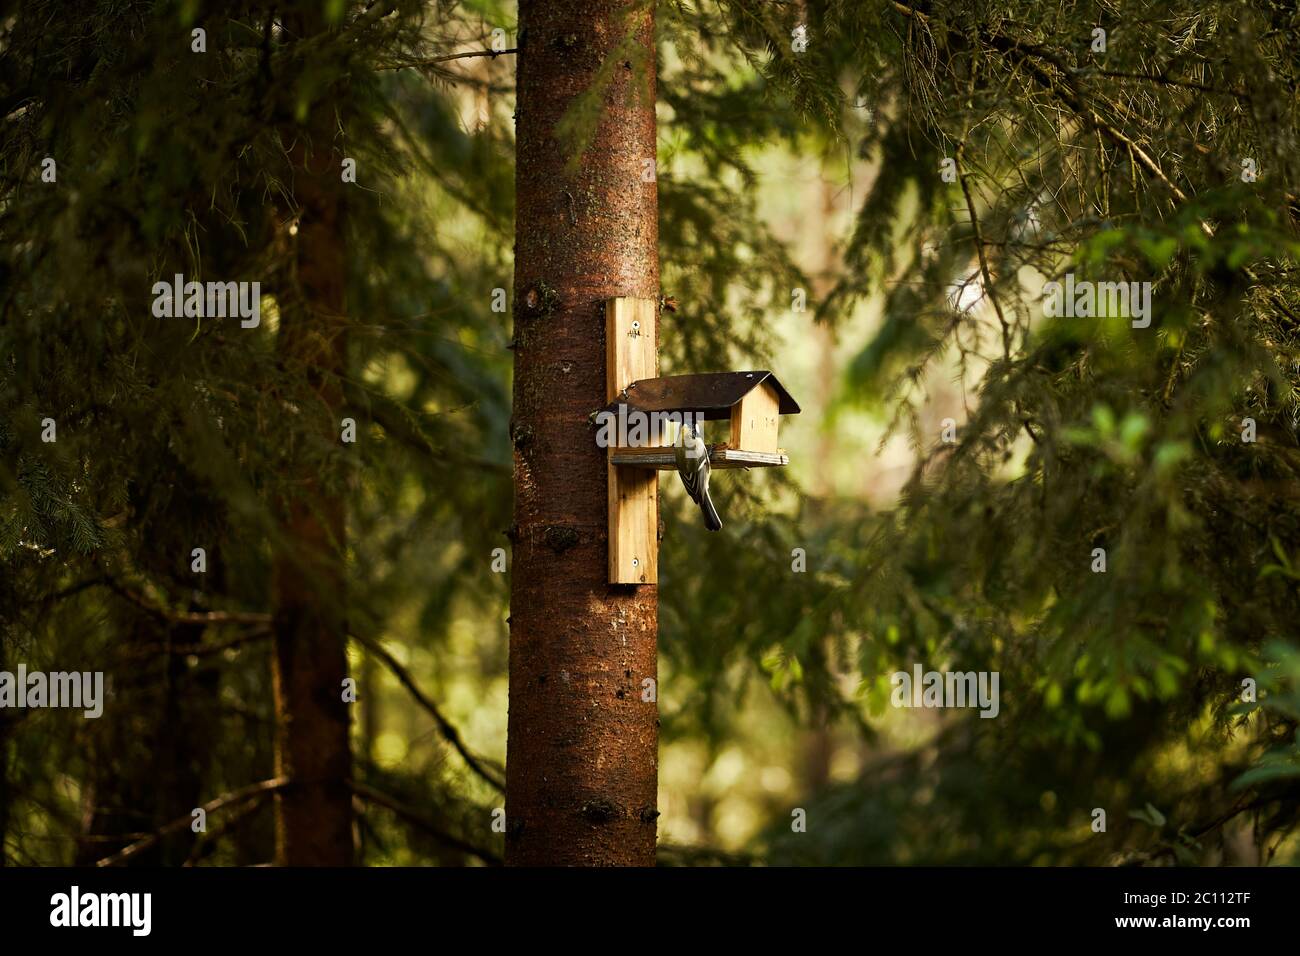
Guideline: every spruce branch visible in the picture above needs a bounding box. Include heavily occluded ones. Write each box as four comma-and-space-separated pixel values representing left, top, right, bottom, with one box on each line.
94, 777, 291, 867
350, 630, 506, 792
348, 780, 501, 865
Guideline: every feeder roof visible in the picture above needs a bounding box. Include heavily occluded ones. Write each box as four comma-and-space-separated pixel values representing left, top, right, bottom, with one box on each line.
605, 371, 800, 421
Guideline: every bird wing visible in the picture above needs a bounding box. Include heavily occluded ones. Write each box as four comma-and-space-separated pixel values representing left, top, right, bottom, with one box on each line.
675, 443, 704, 504
680, 463, 702, 503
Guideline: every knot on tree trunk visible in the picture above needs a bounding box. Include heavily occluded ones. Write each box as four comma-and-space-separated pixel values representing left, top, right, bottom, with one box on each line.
542, 525, 580, 553
522, 281, 558, 316
510, 420, 534, 450
580, 798, 620, 824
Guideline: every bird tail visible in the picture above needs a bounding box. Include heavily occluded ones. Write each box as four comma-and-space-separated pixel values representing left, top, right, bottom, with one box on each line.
699, 487, 723, 532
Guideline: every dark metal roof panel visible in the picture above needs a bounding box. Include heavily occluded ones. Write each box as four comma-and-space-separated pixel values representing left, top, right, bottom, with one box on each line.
605, 371, 800, 420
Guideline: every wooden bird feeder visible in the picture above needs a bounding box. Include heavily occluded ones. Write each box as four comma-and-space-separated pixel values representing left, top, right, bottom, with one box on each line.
602, 297, 801, 584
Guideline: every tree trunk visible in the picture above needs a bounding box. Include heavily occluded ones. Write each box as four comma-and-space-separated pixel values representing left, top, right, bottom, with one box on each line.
271, 10, 353, 866
506, 1, 660, 866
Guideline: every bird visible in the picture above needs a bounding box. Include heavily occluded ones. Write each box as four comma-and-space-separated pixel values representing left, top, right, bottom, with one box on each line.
674, 420, 722, 531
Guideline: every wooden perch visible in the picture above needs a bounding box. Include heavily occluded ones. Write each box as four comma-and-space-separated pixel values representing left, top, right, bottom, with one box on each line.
609, 445, 789, 469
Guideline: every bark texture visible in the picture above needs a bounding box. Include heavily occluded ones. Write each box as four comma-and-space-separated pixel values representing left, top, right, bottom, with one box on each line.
271, 15, 353, 864
506, 0, 660, 866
